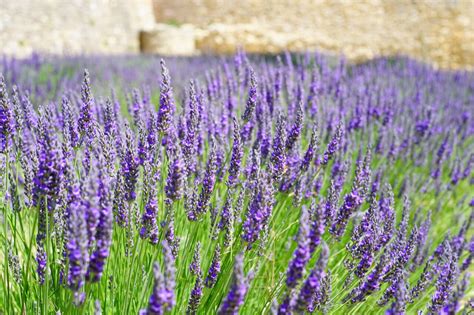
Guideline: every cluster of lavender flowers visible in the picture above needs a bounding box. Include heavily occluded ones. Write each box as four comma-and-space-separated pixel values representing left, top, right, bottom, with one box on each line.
0, 51, 473, 314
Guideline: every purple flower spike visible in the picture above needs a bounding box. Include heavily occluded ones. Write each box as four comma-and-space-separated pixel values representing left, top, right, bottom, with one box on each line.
0, 75, 13, 152
183, 80, 199, 175
295, 242, 330, 313
121, 126, 139, 202
330, 191, 363, 239
385, 274, 409, 315
270, 113, 287, 181
227, 118, 243, 187
165, 149, 185, 202
62, 96, 80, 148
285, 205, 311, 290
141, 243, 176, 315
324, 180, 339, 226
309, 201, 325, 254
242, 174, 273, 248
429, 243, 458, 313
67, 184, 89, 292
33, 111, 63, 211
194, 144, 217, 218
113, 171, 128, 227
321, 121, 344, 165
441, 273, 469, 314
36, 245, 47, 285
189, 242, 201, 276
157, 59, 175, 135
241, 67, 257, 123
218, 254, 249, 315
285, 101, 303, 152
187, 272, 203, 314
87, 164, 113, 282
409, 258, 434, 302
307, 66, 320, 116
205, 244, 221, 288
78, 69, 95, 139
301, 124, 319, 172
219, 189, 235, 246
140, 169, 160, 244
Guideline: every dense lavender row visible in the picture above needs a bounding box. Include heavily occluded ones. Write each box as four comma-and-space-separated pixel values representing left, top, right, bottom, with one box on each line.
0, 52, 473, 314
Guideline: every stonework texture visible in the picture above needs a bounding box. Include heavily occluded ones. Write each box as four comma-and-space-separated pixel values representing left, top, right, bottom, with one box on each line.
151, 0, 474, 69
0, 0, 155, 56
1, 1, 473, 70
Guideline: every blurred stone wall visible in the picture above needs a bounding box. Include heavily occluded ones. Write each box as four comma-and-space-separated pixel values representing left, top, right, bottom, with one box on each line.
1, 0, 472, 70
150, 0, 474, 69
0, 0, 155, 56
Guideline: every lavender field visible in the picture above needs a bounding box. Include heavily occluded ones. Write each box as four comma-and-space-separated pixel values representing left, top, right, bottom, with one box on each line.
0, 52, 473, 314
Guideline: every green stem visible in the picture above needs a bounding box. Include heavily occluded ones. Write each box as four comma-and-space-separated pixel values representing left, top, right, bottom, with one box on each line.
3, 149, 11, 313
124, 201, 141, 313
43, 197, 49, 315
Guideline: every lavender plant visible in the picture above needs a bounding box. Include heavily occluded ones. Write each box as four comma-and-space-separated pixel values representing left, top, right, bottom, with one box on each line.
0, 52, 472, 314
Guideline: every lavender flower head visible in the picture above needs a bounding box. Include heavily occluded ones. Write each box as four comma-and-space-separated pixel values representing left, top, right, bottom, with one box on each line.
33, 111, 63, 211
78, 69, 95, 138
441, 273, 469, 314
227, 117, 243, 187
218, 254, 249, 315
309, 201, 325, 254
242, 174, 273, 247
270, 113, 287, 180
205, 244, 221, 288
286, 205, 311, 289
62, 96, 80, 148
141, 243, 176, 315
301, 124, 319, 172
165, 149, 185, 202
285, 101, 303, 152
157, 59, 175, 135
183, 80, 199, 175
87, 163, 113, 283
330, 191, 363, 239
67, 184, 89, 293
385, 275, 409, 315
295, 242, 330, 313
36, 246, 47, 285
0, 75, 13, 152
140, 168, 160, 244
121, 126, 139, 201
189, 242, 201, 276
429, 243, 459, 313
194, 143, 217, 218
241, 67, 257, 122
187, 272, 203, 314
321, 121, 344, 165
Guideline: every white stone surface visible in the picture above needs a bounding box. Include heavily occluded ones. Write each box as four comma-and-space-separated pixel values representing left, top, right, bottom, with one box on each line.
0, 0, 155, 56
